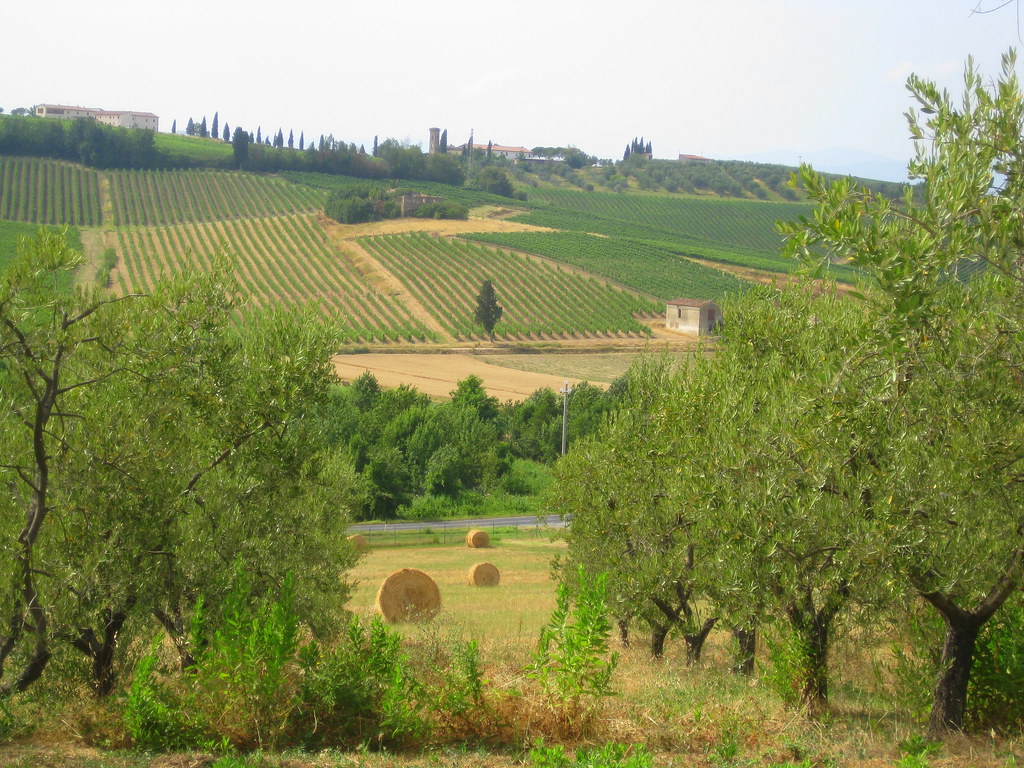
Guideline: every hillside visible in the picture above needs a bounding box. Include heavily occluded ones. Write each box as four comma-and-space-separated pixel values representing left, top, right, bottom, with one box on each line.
0, 154, 837, 346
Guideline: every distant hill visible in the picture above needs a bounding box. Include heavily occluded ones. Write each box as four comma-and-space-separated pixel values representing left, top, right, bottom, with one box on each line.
0, 153, 855, 345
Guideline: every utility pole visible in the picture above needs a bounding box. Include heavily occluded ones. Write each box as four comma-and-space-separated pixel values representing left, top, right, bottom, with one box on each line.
560, 381, 573, 456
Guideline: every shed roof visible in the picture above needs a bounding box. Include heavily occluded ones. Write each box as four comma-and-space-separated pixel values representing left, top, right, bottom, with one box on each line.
667, 298, 716, 308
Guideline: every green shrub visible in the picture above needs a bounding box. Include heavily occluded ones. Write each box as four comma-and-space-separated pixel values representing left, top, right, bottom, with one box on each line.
298, 615, 429, 748
123, 641, 197, 752
529, 741, 653, 768
967, 594, 1024, 731
528, 567, 618, 703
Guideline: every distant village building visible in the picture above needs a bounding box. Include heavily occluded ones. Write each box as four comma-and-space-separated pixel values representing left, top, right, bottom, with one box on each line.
451, 142, 531, 160
34, 104, 159, 131
666, 298, 722, 335
679, 153, 713, 164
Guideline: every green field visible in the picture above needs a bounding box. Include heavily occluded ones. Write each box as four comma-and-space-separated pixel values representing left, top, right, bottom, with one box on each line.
0, 154, 854, 342
465, 230, 749, 300
153, 131, 234, 166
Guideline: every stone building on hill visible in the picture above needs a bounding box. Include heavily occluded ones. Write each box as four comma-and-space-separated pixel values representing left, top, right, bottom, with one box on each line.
34, 104, 159, 131
666, 298, 722, 335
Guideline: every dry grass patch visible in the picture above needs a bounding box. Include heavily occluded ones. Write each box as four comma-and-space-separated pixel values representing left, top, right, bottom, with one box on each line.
347, 537, 563, 658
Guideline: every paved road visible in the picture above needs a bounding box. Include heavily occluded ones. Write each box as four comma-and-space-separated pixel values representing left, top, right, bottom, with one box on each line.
348, 513, 568, 533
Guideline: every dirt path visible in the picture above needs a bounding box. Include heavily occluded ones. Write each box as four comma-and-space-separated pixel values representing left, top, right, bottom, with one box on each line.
333, 353, 608, 402
338, 238, 450, 340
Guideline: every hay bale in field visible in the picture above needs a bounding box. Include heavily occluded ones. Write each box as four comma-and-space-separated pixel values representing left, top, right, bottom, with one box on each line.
468, 562, 500, 587
376, 568, 441, 623
347, 534, 369, 552
466, 528, 490, 548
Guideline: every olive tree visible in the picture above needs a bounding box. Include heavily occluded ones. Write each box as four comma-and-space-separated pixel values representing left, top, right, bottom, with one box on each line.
780, 51, 1024, 734
0, 232, 361, 697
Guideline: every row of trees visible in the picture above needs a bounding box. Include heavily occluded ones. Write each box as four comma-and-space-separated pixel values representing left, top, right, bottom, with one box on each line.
323, 185, 467, 224
316, 369, 623, 520
552, 53, 1024, 735
0, 114, 160, 169
0, 234, 360, 699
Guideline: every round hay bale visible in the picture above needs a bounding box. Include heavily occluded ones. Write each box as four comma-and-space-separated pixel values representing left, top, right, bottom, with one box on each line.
466, 528, 490, 548
347, 534, 369, 552
468, 562, 500, 587
375, 568, 441, 623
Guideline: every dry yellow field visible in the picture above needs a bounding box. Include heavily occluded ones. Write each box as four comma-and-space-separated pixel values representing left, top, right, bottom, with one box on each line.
345, 534, 563, 658
333, 352, 611, 401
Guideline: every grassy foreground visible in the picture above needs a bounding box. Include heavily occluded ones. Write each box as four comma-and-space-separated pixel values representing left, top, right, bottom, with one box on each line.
0, 536, 1019, 767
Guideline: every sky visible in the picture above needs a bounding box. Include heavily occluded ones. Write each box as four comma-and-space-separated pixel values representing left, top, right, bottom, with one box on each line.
2, 0, 1021, 181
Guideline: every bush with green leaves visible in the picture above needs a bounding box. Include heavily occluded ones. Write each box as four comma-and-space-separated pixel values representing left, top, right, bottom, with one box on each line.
298, 614, 428, 749
528, 567, 618, 704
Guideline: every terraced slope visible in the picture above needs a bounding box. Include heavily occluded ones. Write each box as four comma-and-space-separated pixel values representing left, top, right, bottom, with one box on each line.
0, 157, 103, 225
115, 213, 434, 343
108, 169, 323, 225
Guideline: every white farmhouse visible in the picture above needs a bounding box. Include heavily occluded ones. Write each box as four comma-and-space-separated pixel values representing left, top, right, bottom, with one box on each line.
35, 104, 159, 131
666, 298, 722, 335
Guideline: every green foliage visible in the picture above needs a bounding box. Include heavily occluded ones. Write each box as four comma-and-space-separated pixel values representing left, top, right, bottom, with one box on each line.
968, 595, 1024, 730
528, 568, 618, 703
473, 166, 516, 198
764, 630, 815, 708
0, 114, 160, 169
0, 222, 78, 292
123, 642, 197, 752
95, 247, 116, 287
473, 280, 503, 341
298, 615, 428, 748
187, 570, 301, 749
411, 200, 468, 219
529, 741, 654, 768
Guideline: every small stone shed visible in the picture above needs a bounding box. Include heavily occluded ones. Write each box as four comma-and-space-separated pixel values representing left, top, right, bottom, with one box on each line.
666, 298, 722, 335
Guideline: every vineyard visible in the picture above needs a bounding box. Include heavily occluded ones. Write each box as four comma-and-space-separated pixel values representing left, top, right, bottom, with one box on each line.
0, 154, 822, 346
0, 156, 102, 226
108, 169, 324, 225
114, 213, 435, 343
509, 188, 863, 281
464, 230, 748, 300
359, 232, 660, 340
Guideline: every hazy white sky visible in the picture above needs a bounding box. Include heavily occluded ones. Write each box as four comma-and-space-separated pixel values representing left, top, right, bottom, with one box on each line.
3, 0, 1020, 177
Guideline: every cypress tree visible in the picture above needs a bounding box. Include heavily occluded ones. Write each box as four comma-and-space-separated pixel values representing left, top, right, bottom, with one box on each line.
372, 135, 378, 157
171, 119, 177, 134
223, 123, 230, 142
474, 280, 503, 342
256, 126, 262, 144
299, 132, 304, 150
211, 112, 219, 140
439, 129, 447, 153
186, 117, 195, 136
288, 129, 294, 149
